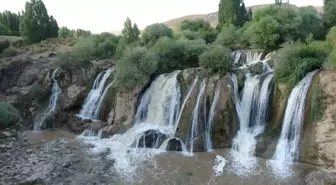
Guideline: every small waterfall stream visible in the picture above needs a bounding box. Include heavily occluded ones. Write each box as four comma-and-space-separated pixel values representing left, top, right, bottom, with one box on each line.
204, 82, 220, 151
186, 79, 207, 153
33, 69, 61, 131
272, 70, 318, 162
78, 67, 115, 120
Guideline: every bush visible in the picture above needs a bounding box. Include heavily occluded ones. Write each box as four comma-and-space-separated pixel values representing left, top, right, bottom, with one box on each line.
151, 37, 184, 73
274, 41, 332, 87
177, 30, 202, 40
55, 33, 119, 70
199, 45, 233, 74
115, 47, 158, 89
326, 26, 336, 45
30, 83, 48, 103
178, 19, 217, 44
178, 38, 208, 68
0, 23, 11, 36
325, 47, 336, 69
141, 23, 173, 47
0, 102, 19, 128
0, 40, 10, 54
1, 47, 18, 57
298, 6, 326, 40
215, 24, 239, 49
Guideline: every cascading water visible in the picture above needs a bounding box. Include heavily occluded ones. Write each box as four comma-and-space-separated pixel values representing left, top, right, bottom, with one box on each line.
204, 82, 220, 151
272, 70, 318, 162
230, 52, 274, 174
78, 71, 183, 181
186, 79, 207, 153
78, 67, 115, 120
93, 79, 116, 119
33, 69, 61, 131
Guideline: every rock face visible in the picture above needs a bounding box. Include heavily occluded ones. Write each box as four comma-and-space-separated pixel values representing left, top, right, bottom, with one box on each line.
17, 68, 40, 87
63, 84, 87, 110
300, 70, 336, 169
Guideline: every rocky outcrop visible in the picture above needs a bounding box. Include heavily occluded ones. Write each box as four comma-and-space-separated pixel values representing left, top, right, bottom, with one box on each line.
300, 70, 336, 169
137, 130, 168, 148
63, 84, 87, 110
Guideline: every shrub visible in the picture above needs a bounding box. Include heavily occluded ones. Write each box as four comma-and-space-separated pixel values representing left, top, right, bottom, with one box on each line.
215, 24, 239, 49
274, 41, 332, 87
55, 33, 119, 70
0, 102, 19, 128
151, 37, 184, 73
0, 40, 10, 54
325, 47, 336, 69
141, 23, 173, 47
199, 45, 233, 74
1, 47, 18, 57
326, 26, 336, 45
30, 83, 48, 103
115, 47, 158, 89
178, 20, 217, 44
298, 6, 326, 40
178, 38, 208, 68
0, 23, 11, 36
178, 30, 202, 40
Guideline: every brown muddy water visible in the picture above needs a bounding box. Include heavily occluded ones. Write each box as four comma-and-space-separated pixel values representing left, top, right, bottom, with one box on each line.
23, 130, 326, 185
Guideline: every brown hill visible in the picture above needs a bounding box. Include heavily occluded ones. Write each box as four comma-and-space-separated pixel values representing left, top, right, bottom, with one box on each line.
163, 4, 324, 29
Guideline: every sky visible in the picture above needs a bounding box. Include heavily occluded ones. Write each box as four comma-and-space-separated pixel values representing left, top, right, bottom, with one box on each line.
0, 0, 324, 33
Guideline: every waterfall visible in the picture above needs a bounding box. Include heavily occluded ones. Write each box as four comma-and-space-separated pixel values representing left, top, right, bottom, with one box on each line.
230, 72, 274, 174
204, 82, 220, 151
93, 80, 116, 119
78, 67, 115, 120
134, 71, 181, 127
272, 70, 318, 162
174, 76, 199, 133
33, 69, 62, 131
186, 79, 207, 153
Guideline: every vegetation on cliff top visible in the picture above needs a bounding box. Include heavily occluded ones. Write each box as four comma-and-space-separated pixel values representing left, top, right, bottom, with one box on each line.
0, 102, 20, 128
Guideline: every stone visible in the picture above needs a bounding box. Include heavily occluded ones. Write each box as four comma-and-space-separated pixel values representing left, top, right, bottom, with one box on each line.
17, 68, 40, 87
137, 130, 168, 148
2, 131, 12, 137
249, 62, 264, 75
166, 138, 183, 151
64, 84, 87, 109
26, 149, 33, 154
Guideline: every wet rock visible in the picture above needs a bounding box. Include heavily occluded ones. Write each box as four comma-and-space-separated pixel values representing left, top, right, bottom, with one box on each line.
17, 68, 40, 87
249, 62, 264, 75
64, 84, 87, 109
48, 53, 56, 58
138, 130, 168, 148
166, 138, 183, 151
2, 131, 12, 137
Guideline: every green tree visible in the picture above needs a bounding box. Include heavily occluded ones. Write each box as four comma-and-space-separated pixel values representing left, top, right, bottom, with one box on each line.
0, 11, 21, 36
0, 23, 10, 35
141, 23, 173, 46
115, 47, 158, 89
20, 0, 59, 43
199, 45, 233, 74
58, 26, 73, 38
237, 2, 250, 27
275, 0, 282, 5
178, 20, 217, 43
299, 6, 326, 40
218, 0, 240, 28
75, 29, 91, 37
324, 0, 336, 28
215, 24, 238, 49
121, 17, 140, 44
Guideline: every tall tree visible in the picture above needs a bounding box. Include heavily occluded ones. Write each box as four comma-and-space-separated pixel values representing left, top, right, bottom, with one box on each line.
20, 0, 59, 43
275, 0, 282, 5
237, 2, 250, 26
324, 0, 336, 28
121, 17, 140, 44
218, 0, 240, 28
0, 11, 21, 36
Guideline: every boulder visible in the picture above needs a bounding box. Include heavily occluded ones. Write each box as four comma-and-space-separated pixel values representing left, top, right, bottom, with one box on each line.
17, 68, 40, 87
64, 84, 87, 109
137, 130, 168, 148
249, 62, 264, 75
166, 138, 183, 151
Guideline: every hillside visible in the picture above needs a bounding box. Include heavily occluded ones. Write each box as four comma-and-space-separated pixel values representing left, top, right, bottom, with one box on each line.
163, 4, 324, 29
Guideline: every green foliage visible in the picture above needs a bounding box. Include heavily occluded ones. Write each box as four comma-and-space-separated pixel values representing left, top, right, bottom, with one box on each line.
178, 38, 208, 68
324, 0, 336, 28
326, 26, 336, 45
20, 0, 59, 44
275, 0, 282, 5
215, 24, 239, 49
299, 6, 326, 40
178, 20, 217, 43
30, 83, 48, 103
58, 26, 73, 38
218, 0, 250, 28
199, 45, 233, 74
151, 37, 184, 73
75, 29, 91, 38
1, 47, 18, 57
310, 81, 325, 123
274, 41, 332, 87
0, 40, 9, 53
141, 23, 173, 47
55, 33, 119, 71
246, 5, 303, 51
115, 47, 158, 89
325, 47, 336, 69
178, 30, 202, 40
0, 102, 19, 128
246, 15, 280, 51
121, 17, 140, 44
0, 23, 11, 36
0, 11, 21, 36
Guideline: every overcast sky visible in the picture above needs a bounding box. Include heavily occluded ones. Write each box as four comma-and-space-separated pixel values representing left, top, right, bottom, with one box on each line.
0, 0, 323, 33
